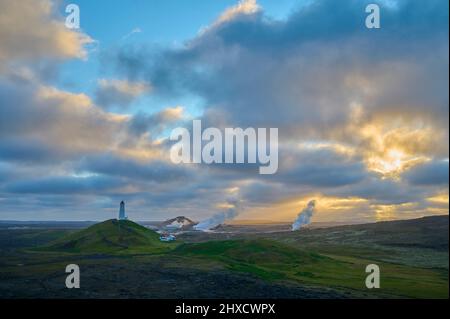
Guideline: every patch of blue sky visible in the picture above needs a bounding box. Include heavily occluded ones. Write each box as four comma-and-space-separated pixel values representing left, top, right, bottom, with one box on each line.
54, 0, 302, 114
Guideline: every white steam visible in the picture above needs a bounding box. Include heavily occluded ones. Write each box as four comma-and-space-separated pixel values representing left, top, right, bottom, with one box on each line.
291, 200, 316, 231
194, 198, 240, 231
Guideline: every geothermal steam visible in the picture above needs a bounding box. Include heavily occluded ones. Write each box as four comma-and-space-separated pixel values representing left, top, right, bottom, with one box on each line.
292, 200, 316, 231
194, 198, 239, 231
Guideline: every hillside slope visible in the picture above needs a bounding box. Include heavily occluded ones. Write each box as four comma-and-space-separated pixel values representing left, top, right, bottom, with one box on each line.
261, 215, 449, 251
172, 221, 449, 298
42, 219, 176, 254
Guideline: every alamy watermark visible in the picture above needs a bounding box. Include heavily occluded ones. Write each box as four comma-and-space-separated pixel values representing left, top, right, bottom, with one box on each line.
65, 264, 80, 288
365, 4, 381, 29
170, 120, 278, 175
65, 4, 80, 29
365, 264, 380, 289
63, 4, 380, 31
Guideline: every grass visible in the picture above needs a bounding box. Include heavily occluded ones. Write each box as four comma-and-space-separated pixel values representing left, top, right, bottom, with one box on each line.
171, 239, 449, 298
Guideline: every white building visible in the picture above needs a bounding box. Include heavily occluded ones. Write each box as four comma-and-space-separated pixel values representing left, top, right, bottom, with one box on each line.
118, 201, 127, 220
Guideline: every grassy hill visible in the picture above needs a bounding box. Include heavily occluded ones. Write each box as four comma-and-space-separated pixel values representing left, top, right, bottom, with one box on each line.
41, 219, 176, 254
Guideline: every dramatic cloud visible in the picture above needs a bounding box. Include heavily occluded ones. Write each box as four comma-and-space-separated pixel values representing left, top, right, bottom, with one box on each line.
0, 0, 447, 221
108, 0, 447, 221
95, 79, 150, 109
113, 0, 448, 159
404, 160, 449, 186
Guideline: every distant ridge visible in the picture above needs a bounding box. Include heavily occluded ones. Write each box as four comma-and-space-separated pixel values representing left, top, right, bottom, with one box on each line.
160, 216, 197, 230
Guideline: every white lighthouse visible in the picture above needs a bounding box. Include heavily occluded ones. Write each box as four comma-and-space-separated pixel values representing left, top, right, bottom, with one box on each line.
118, 201, 127, 220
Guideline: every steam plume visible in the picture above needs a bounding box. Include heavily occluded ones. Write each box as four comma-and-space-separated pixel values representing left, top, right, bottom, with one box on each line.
292, 200, 316, 231
194, 198, 240, 231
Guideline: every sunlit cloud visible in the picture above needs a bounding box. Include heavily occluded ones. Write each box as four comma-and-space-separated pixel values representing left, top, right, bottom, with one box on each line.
199, 0, 261, 34
215, 0, 261, 25
0, 0, 93, 70
427, 193, 449, 205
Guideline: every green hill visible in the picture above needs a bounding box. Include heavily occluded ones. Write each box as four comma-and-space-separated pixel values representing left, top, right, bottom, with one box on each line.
42, 219, 176, 254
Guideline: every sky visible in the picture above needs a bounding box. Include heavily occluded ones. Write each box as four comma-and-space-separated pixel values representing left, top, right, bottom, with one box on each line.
0, 0, 448, 222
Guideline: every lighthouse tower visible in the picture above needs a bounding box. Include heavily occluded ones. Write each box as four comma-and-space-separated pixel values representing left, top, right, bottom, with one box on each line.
118, 201, 127, 220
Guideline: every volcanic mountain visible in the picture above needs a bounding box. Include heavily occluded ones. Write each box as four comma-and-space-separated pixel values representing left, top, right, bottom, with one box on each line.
160, 216, 197, 231
43, 219, 174, 253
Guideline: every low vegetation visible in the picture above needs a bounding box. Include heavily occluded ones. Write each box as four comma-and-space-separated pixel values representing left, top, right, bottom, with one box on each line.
0, 216, 448, 298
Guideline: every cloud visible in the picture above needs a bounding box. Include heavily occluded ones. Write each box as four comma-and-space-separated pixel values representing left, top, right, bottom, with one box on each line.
112, 0, 448, 151
327, 175, 436, 206
128, 106, 184, 136
103, 0, 448, 222
0, 0, 447, 222
111, 0, 448, 170
206, 0, 261, 31
404, 160, 449, 186
0, 138, 69, 163
0, 0, 93, 71
0, 80, 127, 159
76, 154, 191, 183
95, 79, 151, 109
4, 175, 122, 195
122, 27, 142, 40
0, 162, 14, 182
274, 147, 366, 187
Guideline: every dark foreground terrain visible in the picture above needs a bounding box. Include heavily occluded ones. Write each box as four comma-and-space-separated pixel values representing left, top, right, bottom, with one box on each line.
0, 216, 448, 298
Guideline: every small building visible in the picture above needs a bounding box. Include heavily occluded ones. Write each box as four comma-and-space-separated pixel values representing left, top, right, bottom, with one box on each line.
159, 233, 176, 242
